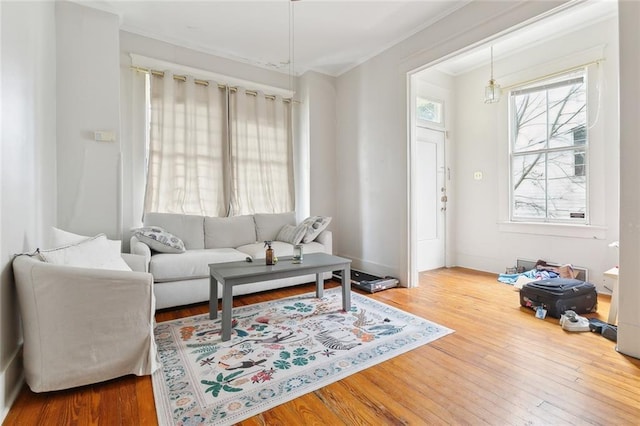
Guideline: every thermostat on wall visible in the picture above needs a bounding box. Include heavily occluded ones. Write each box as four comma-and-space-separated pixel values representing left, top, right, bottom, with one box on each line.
94, 130, 116, 142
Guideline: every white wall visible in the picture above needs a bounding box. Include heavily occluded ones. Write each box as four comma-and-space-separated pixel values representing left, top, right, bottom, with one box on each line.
305, 71, 337, 222
335, 1, 569, 284
1, 1, 57, 420
451, 17, 619, 292
56, 2, 122, 240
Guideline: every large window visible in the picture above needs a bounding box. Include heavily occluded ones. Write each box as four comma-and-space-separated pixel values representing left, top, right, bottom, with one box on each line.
144, 72, 294, 217
509, 70, 588, 223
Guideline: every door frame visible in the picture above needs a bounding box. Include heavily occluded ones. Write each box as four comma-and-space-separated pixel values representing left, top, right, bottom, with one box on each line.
407, 73, 453, 287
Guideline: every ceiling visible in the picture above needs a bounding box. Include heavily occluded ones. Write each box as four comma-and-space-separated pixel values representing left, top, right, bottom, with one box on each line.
73, 0, 470, 77
73, 0, 617, 78
431, 0, 618, 76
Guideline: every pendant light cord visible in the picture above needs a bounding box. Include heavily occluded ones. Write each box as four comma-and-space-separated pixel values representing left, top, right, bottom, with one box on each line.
490, 46, 494, 82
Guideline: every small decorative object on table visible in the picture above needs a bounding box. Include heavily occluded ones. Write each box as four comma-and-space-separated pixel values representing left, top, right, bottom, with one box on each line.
264, 241, 275, 265
293, 244, 303, 263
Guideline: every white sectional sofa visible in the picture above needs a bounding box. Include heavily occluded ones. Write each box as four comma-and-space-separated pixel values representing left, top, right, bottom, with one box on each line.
130, 212, 332, 309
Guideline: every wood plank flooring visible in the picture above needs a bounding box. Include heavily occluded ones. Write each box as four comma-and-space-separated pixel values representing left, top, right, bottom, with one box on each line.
5, 267, 640, 425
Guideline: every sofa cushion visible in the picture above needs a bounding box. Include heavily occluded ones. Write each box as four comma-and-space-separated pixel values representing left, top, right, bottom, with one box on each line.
276, 224, 307, 245
149, 248, 248, 282
143, 213, 204, 250
254, 212, 296, 241
204, 215, 256, 249
236, 241, 326, 259
133, 226, 186, 254
39, 234, 132, 271
300, 216, 332, 243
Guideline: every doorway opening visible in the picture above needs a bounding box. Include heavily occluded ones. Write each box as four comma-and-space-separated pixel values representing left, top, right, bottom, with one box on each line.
407, 0, 618, 287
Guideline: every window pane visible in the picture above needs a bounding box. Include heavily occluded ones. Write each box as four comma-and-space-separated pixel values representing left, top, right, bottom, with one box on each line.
548, 82, 586, 149
512, 153, 546, 219
512, 91, 547, 153
417, 97, 443, 125
547, 149, 586, 219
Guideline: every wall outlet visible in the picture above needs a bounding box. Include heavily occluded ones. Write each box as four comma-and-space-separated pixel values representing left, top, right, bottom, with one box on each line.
473, 171, 483, 180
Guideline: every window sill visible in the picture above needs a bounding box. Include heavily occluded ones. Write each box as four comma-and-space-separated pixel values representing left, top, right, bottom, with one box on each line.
498, 221, 607, 239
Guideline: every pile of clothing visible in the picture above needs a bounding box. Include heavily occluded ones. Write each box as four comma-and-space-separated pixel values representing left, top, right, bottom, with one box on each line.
498, 259, 577, 287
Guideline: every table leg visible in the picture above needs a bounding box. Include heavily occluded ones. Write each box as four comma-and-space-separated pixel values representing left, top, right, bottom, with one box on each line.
221, 283, 233, 341
342, 265, 351, 312
316, 272, 323, 299
209, 276, 219, 320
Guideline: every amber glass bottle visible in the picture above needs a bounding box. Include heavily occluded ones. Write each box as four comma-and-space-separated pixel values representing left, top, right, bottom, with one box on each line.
265, 241, 274, 265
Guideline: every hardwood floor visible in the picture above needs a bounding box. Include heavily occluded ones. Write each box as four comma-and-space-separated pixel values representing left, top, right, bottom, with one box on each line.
5, 267, 640, 425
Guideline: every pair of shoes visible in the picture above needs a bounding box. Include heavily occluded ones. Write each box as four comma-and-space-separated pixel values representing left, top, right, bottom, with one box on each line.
559, 310, 590, 332
588, 318, 618, 342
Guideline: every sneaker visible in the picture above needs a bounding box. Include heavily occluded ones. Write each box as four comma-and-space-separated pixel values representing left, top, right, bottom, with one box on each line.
560, 310, 590, 332
559, 310, 578, 327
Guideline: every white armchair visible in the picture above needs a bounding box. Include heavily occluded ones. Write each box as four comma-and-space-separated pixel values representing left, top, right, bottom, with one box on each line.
12, 253, 160, 392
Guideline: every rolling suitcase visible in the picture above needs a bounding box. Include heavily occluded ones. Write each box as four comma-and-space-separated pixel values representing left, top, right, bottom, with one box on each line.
519, 278, 597, 318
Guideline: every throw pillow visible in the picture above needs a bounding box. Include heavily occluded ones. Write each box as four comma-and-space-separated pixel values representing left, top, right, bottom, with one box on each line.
134, 226, 186, 253
50, 226, 123, 254
39, 234, 132, 271
300, 216, 332, 244
276, 224, 307, 245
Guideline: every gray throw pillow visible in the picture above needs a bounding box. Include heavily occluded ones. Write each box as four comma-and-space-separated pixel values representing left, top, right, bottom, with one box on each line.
134, 226, 186, 253
276, 224, 307, 245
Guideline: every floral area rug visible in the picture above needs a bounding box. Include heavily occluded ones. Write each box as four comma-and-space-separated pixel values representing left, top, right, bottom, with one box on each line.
152, 287, 454, 425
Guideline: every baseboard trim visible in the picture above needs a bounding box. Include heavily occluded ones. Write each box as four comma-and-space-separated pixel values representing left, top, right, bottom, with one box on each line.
1, 344, 24, 424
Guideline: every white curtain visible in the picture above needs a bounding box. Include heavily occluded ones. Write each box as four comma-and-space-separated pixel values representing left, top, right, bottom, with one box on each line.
144, 72, 229, 216
229, 88, 294, 215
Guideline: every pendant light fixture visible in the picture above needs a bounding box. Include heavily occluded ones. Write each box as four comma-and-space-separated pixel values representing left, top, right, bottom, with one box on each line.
484, 45, 501, 104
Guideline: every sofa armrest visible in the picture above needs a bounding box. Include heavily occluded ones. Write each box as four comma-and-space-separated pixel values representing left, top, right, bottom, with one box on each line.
130, 235, 151, 272
315, 230, 333, 254
121, 253, 148, 273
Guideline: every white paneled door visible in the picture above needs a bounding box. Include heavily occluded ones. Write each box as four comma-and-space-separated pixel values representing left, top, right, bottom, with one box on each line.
416, 126, 446, 271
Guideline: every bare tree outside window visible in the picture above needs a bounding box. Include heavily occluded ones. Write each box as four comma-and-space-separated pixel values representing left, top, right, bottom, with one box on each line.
510, 70, 588, 222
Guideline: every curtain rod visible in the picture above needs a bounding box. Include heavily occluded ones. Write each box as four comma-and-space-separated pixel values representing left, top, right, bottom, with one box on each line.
503, 59, 604, 92
130, 65, 294, 103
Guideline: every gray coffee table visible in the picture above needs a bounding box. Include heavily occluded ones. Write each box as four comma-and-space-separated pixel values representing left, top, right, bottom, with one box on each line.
209, 252, 352, 341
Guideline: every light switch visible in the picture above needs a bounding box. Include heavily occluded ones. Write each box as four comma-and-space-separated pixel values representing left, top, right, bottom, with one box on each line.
473, 171, 483, 180
94, 131, 115, 142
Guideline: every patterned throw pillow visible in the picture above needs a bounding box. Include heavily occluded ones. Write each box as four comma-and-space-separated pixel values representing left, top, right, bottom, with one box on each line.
276, 224, 307, 245
300, 216, 332, 244
134, 227, 186, 253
